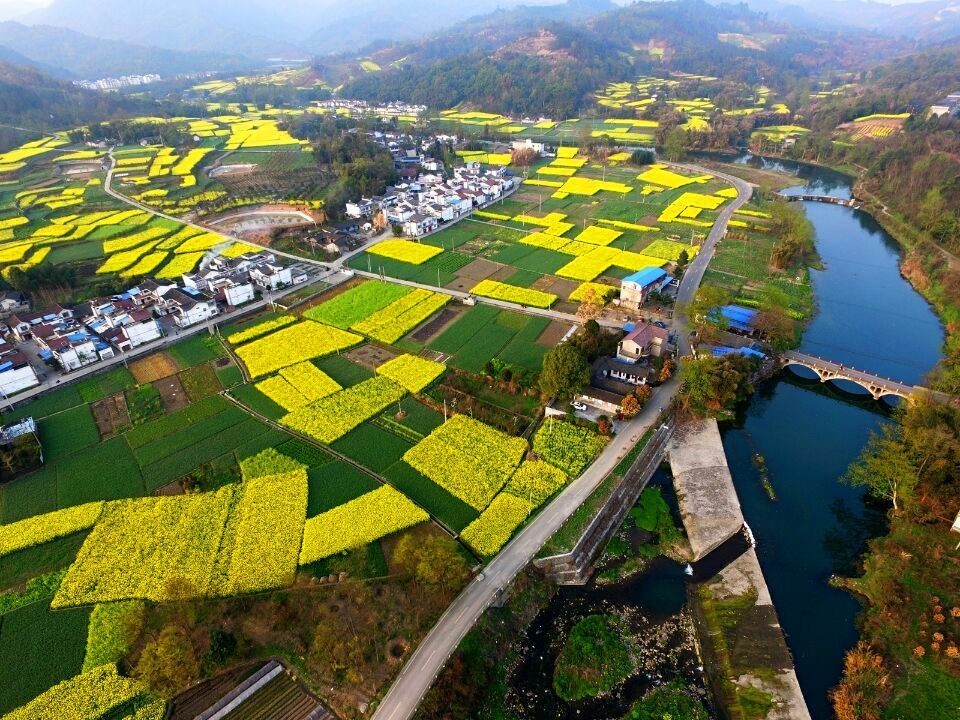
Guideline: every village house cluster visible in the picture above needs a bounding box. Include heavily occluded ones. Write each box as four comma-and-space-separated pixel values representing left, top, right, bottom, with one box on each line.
0, 251, 302, 395
346, 162, 518, 237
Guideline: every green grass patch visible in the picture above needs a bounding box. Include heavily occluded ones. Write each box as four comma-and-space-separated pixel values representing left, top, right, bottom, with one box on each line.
306, 461, 380, 517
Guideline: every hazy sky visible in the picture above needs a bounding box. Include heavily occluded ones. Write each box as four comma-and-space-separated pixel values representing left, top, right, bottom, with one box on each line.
0, 0, 939, 21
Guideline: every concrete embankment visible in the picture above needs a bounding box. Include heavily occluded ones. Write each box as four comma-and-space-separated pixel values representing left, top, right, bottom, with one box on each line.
695, 547, 812, 720
668, 420, 744, 560
671, 418, 811, 720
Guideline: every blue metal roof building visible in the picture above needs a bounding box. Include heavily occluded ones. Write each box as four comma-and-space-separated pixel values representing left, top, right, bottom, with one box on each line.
623, 267, 668, 289
711, 345, 766, 360
719, 304, 758, 333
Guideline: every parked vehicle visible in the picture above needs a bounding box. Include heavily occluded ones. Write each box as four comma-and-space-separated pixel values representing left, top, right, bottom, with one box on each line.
571, 401, 587, 411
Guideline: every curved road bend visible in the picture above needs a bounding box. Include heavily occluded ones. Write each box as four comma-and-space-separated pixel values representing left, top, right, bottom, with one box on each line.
371, 164, 754, 720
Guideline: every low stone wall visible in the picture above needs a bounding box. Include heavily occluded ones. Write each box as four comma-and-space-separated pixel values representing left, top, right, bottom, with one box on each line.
534, 423, 673, 585
668, 419, 744, 560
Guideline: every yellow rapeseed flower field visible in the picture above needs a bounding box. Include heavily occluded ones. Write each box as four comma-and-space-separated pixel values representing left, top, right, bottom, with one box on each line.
299, 486, 428, 563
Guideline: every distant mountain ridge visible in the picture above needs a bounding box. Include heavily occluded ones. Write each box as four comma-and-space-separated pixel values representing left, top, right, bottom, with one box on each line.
731, 0, 960, 43
0, 22, 254, 79
20, 0, 568, 58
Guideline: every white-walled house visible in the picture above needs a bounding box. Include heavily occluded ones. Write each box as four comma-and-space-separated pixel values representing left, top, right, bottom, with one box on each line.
403, 214, 438, 237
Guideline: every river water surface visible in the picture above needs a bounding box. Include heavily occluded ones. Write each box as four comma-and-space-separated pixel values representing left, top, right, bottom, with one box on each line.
722, 154, 944, 719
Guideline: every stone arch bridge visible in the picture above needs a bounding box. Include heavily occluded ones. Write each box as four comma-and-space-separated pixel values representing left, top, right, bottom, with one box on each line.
780, 350, 946, 402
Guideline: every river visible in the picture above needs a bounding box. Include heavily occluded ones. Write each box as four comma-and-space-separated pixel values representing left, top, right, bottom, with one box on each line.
505, 155, 945, 719
722, 154, 944, 719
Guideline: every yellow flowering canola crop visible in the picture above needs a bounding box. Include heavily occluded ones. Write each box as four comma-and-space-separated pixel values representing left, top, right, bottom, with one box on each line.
53, 490, 234, 607
503, 460, 569, 506
211, 460, 308, 596
569, 281, 617, 302
376, 353, 446, 393
256, 375, 309, 412
282, 376, 407, 444
2, 664, 149, 720
574, 226, 622, 246
460, 493, 533, 558
350, 289, 448, 344
227, 315, 296, 345
470, 279, 557, 308
368, 239, 443, 265
403, 415, 527, 511
299, 486, 428, 563
533, 419, 607, 476
236, 320, 361, 377
280, 361, 341, 400
642, 239, 700, 262
0, 501, 104, 558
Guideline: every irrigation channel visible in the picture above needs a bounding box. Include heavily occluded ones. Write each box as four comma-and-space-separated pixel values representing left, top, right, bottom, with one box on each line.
503, 155, 945, 719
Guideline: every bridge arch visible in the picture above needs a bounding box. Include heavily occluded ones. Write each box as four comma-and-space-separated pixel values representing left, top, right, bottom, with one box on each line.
781, 359, 910, 402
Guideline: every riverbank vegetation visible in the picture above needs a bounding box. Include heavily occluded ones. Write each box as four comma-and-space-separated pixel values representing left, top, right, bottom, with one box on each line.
833, 398, 960, 719
678, 354, 759, 419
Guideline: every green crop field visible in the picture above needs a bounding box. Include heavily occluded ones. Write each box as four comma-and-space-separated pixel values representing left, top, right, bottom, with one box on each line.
0, 600, 90, 714
313, 355, 373, 387
332, 423, 413, 474
428, 305, 500, 355
167, 335, 225, 368
307, 461, 380, 516
37, 406, 100, 462
304, 281, 411, 329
